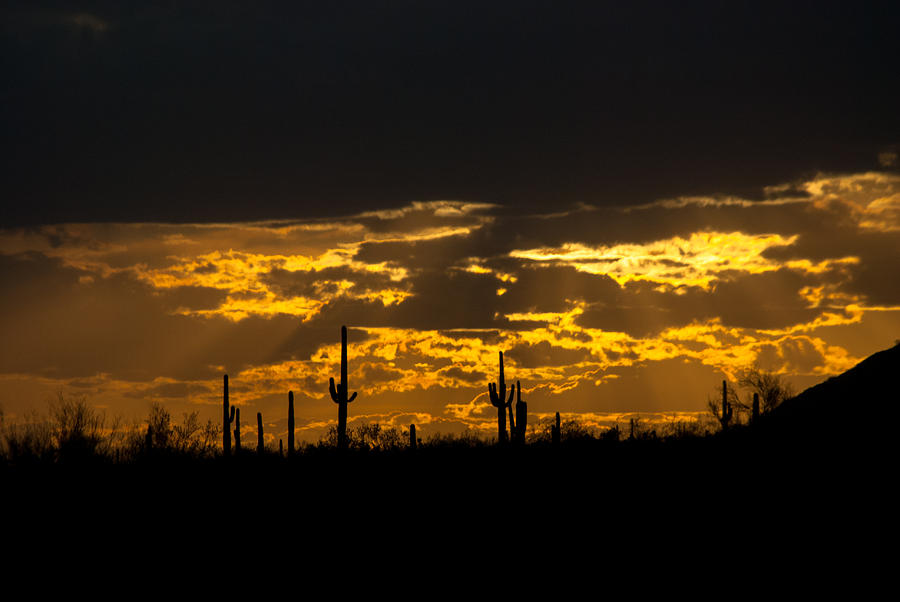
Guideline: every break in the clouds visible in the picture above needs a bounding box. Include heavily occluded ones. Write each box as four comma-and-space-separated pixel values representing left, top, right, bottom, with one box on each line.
1, 172, 898, 442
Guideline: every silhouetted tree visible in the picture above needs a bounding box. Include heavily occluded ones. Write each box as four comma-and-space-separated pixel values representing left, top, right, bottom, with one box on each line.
738, 367, 795, 417
145, 402, 172, 449
49, 393, 105, 460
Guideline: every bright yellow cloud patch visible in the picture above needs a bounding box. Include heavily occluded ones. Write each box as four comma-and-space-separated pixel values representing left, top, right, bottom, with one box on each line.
510, 231, 803, 288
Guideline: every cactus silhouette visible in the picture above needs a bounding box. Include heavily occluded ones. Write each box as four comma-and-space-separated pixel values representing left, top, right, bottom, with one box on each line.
551, 412, 561, 446
234, 407, 241, 452
329, 325, 357, 450
488, 351, 515, 443
223, 374, 236, 456
752, 392, 760, 424
715, 380, 733, 431
513, 381, 527, 444
409, 424, 417, 451
287, 390, 295, 457
288, 391, 294, 457
257, 412, 264, 454
507, 391, 516, 443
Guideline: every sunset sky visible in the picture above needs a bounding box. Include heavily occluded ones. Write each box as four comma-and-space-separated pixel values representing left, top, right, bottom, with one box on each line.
2, 2, 898, 443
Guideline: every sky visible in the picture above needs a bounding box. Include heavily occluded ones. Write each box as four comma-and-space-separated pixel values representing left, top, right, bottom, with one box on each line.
1, 2, 898, 443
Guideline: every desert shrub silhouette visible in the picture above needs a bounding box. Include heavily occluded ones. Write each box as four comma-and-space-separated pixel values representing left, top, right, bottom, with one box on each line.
140, 402, 219, 459
0, 407, 53, 464
319, 422, 406, 452
48, 393, 108, 463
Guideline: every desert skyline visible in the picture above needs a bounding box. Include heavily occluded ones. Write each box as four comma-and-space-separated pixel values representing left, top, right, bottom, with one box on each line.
2, 170, 898, 443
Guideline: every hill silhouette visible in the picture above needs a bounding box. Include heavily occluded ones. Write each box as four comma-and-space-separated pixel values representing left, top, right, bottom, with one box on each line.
762, 342, 899, 446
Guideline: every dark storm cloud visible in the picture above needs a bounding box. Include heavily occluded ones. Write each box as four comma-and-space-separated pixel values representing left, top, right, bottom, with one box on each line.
754, 337, 827, 374
506, 341, 593, 369
159, 285, 229, 311
263, 266, 399, 298
498, 265, 621, 314
764, 229, 900, 306
438, 366, 486, 385
350, 198, 854, 274
523, 356, 728, 414
353, 233, 489, 271
298, 269, 534, 332
4, 1, 898, 226
576, 269, 838, 336
352, 203, 491, 235
122, 381, 210, 400
0, 252, 308, 380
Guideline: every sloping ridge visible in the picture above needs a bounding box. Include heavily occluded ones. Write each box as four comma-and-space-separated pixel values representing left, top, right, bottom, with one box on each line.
767, 342, 899, 438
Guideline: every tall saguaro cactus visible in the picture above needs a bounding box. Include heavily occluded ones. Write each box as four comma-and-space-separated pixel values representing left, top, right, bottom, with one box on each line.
287, 391, 295, 457
488, 351, 515, 444
257, 412, 264, 454
329, 325, 357, 450
716, 380, 733, 431
234, 407, 242, 451
514, 381, 527, 444
223, 374, 236, 456
752, 392, 760, 424
552, 412, 561, 447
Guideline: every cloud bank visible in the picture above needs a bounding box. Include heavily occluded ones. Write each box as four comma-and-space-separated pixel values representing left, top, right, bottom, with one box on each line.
1, 172, 898, 441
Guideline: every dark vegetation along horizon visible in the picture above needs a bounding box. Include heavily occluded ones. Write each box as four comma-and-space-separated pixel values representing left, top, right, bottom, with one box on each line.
2, 326, 894, 471
3, 328, 893, 557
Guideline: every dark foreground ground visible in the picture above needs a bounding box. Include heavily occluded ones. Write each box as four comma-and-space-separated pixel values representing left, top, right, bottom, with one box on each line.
1, 426, 886, 594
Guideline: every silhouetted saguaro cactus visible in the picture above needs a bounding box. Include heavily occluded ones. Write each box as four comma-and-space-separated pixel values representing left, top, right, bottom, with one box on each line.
488, 351, 515, 444
507, 396, 516, 441
234, 407, 241, 452
409, 424, 417, 451
329, 325, 357, 450
257, 412, 264, 454
551, 412, 561, 447
716, 380, 733, 431
223, 374, 236, 456
287, 390, 295, 457
514, 381, 527, 444
752, 392, 760, 424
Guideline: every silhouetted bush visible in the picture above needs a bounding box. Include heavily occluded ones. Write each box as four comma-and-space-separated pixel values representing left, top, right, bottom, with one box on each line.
532, 415, 596, 444
1, 408, 53, 463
